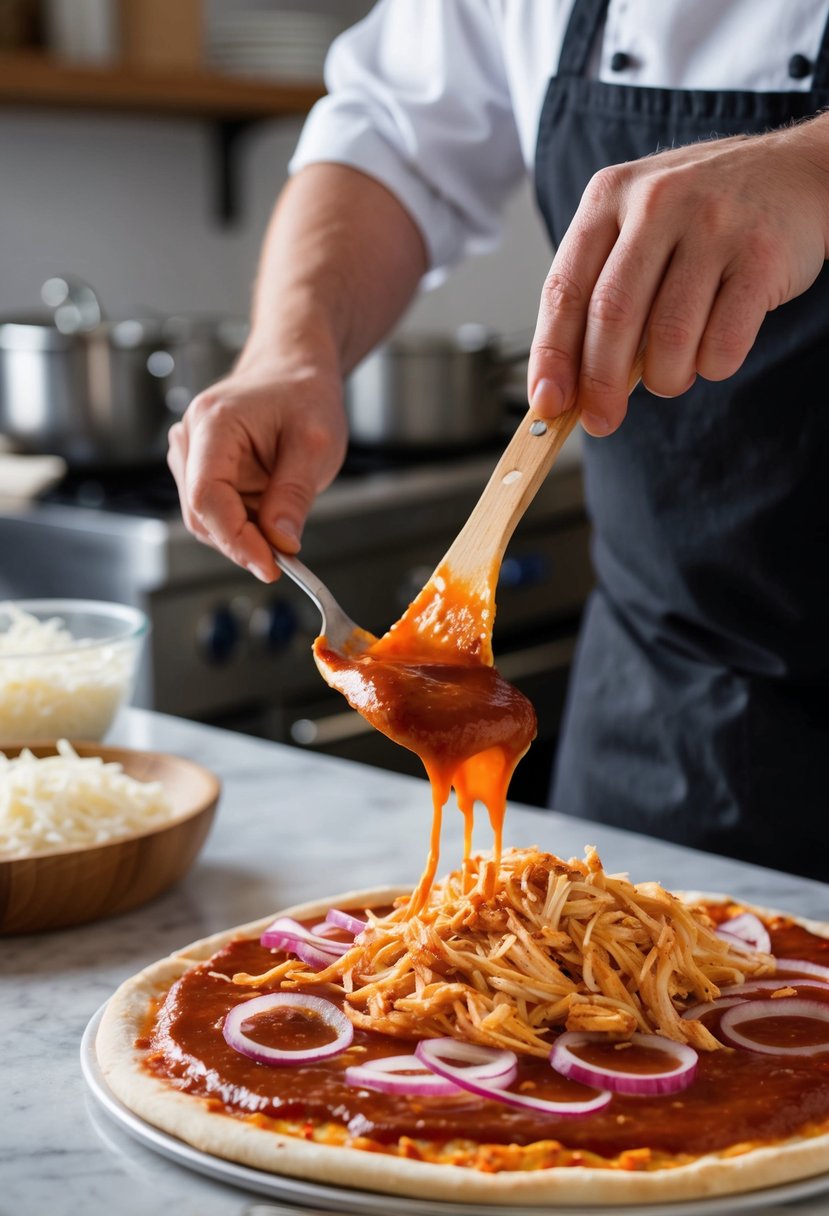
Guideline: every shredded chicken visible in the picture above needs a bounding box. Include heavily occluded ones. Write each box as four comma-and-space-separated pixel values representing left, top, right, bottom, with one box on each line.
233, 847, 774, 1058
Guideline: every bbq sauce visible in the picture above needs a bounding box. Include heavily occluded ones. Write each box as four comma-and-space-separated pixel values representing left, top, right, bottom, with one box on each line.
314, 562, 536, 910
146, 918, 829, 1161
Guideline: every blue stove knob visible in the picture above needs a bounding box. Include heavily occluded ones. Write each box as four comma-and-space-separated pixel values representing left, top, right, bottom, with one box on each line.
260, 598, 298, 651
198, 606, 240, 664
498, 553, 548, 590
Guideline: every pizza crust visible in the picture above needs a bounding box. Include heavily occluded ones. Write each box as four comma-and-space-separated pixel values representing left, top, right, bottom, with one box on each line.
96, 887, 829, 1207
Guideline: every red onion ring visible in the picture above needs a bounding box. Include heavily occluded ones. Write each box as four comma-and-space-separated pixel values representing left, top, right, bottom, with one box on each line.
346, 1048, 516, 1098
715, 912, 771, 954
774, 958, 829, 983
718, 978, 829, 997
718, 997, 829, 1056
325, 907, 368, 936
290, 939, 346, 971
550, 1032, 698, 1096
682, 978, 829, 1022
415, 1037, 611, 1118
346, 1054, 466, 1097
223, 993, 353, 1065
260, 916, 349, 966
310, 921, 347, 938
681, 996, 745, 1021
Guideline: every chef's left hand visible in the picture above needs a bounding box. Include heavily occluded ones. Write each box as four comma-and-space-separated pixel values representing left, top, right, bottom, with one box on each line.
527, 114, 829, 436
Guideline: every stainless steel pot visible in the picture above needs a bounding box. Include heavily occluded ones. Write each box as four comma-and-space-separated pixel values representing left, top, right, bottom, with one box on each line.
0, 316, 177, 465
159, 314, 247, 416
0, 311, 245, 467
344, 324, 528, 449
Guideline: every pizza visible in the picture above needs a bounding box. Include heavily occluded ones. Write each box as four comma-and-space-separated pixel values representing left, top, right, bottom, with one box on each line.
97, 846, 829, 1207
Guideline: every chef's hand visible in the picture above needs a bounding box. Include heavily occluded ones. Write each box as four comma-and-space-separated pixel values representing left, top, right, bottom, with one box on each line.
527, 115, 829, 436
167, 354, 347, 582
167, 165, 426, 580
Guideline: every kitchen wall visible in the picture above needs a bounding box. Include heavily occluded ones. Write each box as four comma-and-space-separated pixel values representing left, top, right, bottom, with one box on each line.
0, 104, 553, 345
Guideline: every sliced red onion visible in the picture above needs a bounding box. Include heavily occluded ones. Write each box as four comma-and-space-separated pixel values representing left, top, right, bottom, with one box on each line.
550, 1032, 698, 1096
415, 1037, 611, 1118
223, 993, 353, 1065
715, 912, 771, 955
774, 958, 829, 983
325, 907, 368, 936
719, 977, 829, 997
291, 939, 346, 971
260, 916, 349, 960
346, 1053, 465, 1097
311, 921, 346, 938
344, 1050, 513, 1099
415, 1038, 518, 1084
718, 997, 829, 1056
681, 996, 746, 1021
682, 978, 829, 1022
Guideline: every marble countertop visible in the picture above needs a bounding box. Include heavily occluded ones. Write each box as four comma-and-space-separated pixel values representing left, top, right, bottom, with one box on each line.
3, 708, 828, 1216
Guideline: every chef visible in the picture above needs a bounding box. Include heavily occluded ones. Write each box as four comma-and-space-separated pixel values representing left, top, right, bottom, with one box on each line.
168, 1, 829, 880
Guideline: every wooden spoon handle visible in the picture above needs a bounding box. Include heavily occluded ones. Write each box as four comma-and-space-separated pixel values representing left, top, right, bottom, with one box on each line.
442, 353, 645, 590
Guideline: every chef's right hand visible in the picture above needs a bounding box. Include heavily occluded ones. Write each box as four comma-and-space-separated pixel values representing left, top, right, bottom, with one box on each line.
167, 352, 347, 583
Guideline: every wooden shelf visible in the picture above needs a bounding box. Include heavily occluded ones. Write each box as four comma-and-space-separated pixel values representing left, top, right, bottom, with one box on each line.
0, 52, 326, 222
0, 51, 324, 120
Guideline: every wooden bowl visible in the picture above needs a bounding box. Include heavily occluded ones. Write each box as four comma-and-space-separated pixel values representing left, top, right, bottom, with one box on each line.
0, 743, 220, 934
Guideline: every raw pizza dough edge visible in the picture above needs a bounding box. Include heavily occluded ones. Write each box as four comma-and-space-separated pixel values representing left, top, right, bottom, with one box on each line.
96, 885, 829, 1207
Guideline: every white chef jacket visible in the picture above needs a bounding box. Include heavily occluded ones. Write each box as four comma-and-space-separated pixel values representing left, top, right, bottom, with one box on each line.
290, 0, 828, 275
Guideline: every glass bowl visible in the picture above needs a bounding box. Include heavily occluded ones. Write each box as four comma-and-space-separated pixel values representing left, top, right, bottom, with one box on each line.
0, 599, 149, 745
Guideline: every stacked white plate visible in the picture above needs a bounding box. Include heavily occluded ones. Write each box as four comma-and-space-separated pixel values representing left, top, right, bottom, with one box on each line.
207, 8, 344, 81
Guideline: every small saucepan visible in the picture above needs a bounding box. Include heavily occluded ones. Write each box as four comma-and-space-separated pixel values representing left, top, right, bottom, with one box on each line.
0, 315, 177, 466
344, 324, 529, 450
0, 279, 246, 466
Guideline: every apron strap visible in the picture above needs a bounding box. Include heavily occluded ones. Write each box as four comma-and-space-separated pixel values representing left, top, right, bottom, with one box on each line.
556, 0, 610, 77
810, 4, 829, 89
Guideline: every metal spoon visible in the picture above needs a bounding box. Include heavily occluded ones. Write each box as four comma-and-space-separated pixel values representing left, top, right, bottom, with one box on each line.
273, 550, 375, 656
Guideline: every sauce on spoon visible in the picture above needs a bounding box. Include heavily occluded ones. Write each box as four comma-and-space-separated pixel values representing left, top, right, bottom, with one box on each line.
314, 559, 536, 915
313, 403, 606, 913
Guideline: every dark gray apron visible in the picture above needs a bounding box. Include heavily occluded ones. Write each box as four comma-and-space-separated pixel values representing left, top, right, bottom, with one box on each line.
539, 0, 829, 880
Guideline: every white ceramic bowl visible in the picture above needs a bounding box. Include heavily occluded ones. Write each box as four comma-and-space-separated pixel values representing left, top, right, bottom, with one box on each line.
0, 598, 148, 744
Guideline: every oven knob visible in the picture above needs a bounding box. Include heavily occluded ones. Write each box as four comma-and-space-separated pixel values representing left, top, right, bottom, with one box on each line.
251, 598, 298, 652
498, 554, 548, 589
197, 606, 240, 665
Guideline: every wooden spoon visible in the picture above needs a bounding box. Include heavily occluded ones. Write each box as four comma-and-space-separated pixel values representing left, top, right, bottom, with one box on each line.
277, 352, 645, 667
369, 351, 645, 665
274, 409, 581, 668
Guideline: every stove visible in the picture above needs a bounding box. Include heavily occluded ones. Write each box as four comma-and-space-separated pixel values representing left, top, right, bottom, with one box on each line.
0, 436, 592, 804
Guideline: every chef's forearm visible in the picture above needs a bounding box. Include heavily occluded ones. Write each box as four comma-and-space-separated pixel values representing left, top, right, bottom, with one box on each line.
792, 111, 829, 256
238, 163, 428, 378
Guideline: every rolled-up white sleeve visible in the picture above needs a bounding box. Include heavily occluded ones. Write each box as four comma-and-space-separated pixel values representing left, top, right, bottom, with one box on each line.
289, 0, 526, 276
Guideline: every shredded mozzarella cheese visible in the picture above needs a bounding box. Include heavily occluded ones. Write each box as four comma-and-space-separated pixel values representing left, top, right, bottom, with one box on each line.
0, 739, 174, 857
0, 603, 135, 742
235, 847, 775, 1055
